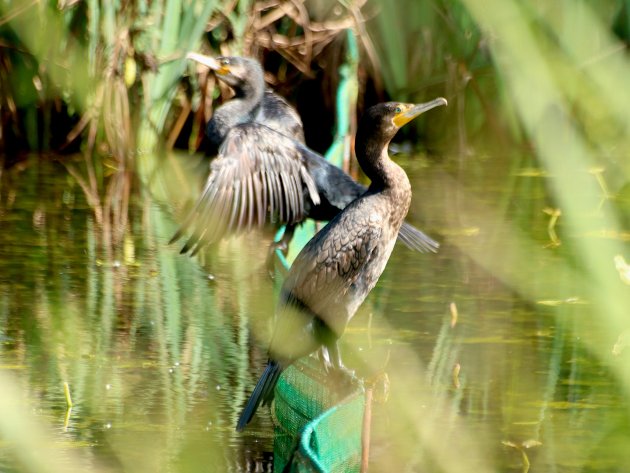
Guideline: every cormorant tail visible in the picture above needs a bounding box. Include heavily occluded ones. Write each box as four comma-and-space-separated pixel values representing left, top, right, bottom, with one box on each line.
236, 360, 282, 432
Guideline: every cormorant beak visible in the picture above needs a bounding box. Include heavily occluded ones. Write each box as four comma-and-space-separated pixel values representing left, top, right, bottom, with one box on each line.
186, 52, 230, 75
393, 97, 448, 128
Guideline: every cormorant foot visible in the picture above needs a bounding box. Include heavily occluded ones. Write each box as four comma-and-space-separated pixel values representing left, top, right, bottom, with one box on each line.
330, 365, 361, 394
318, 349, 359, 390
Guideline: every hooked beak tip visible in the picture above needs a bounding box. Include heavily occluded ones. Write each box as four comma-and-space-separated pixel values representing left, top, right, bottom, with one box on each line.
186, 52, 220, 70
416, 97, 448, 113
395, 97, 448, 128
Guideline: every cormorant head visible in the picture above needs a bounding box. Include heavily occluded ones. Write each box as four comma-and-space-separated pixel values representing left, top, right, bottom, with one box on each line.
356, 99, 448, 163
186, 53, 264, 95
361, 99, 448, 143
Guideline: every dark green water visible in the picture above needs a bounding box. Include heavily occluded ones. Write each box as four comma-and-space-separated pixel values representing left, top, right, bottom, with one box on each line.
1, 154, 629, 472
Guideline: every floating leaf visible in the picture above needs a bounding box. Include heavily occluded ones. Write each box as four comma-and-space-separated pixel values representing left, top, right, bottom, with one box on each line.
612, 330, 630, 356
452, 363, 461, 389
449, 302, 458, 328
515, 167, 549, 177
521, 439, 542, 449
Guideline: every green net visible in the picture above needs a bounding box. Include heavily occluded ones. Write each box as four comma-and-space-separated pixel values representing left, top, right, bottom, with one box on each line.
272, 357, 365, 472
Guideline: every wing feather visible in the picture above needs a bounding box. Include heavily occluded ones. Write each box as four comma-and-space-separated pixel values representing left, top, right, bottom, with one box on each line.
170, 123, 320, 255
226, 179, 241, 233
267, 170, 277, 222
237, 171, 248, 230
280, 170, 295, 223
246, 172, 255, 231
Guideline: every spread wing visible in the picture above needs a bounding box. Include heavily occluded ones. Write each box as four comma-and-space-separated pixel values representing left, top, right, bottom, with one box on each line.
170, 123, 320, 256
260, 90, 305, 143
274, 205, 383, 345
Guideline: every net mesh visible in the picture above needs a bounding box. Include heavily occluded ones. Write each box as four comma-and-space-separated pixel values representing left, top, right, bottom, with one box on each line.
272, 357, 364, 472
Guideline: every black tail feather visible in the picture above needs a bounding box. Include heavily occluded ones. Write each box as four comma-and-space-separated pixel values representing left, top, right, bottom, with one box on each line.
236, 360, 282, 432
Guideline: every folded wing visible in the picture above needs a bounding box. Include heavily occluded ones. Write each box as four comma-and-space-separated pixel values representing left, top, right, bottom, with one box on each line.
271, 209, 383, 355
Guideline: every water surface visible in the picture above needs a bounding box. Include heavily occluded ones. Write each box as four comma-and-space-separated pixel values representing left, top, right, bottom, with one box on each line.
0, 153, 629, 472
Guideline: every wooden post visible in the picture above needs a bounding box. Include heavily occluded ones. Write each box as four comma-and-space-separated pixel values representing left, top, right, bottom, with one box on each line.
361, 387, 373, 473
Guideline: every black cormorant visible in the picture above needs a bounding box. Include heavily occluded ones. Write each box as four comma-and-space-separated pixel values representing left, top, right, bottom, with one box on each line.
236, 98, 448, 431
171, 54, 439, 263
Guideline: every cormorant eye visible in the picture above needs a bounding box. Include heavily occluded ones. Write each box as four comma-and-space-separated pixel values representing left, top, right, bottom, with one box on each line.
395, 106, 402, 114
220, 58, 230, 66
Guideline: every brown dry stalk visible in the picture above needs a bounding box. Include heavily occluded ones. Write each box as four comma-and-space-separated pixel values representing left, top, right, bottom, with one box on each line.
242, 0, 357, 75
167, 100, 192, 150
63, 162, 103, 225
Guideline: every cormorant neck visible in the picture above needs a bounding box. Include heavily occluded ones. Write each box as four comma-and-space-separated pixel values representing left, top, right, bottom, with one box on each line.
355, 129, 398, 189
206, 80, 265, 146
355, 127, 412, 226
232, 78, 265, 105
220, 89, 263, 124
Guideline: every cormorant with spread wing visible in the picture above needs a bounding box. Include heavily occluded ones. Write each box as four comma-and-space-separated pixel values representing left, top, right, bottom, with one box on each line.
170, 54, 439, 264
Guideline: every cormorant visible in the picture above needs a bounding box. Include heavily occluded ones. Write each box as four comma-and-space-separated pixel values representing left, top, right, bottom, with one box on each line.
236, 98, 448, 431
171, 54, 439, 264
